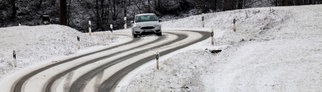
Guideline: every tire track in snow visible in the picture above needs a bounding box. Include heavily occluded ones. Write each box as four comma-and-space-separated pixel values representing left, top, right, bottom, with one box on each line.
12, 34, 138, 92
68, 32, 185, 92
98, 31, 209, 92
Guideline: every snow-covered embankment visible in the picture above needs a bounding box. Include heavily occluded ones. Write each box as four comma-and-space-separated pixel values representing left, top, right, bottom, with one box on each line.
0, 25, 130, 80
122, 5, 322, 92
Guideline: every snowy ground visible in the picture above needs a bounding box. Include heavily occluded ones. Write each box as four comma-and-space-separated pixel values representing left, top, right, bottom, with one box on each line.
120, 5, 322, 92
0, 4, 321, 92
0, 25, 131, 80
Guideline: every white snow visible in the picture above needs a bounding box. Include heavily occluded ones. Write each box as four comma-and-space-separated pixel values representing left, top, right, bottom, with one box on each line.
0, 4, 322, 92
120, 5, 322, 92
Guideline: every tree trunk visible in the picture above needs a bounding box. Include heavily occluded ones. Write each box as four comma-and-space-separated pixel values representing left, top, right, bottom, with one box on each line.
38, 0, 43, 9
221, 0, 225, 10
148, 0, 151, 12
51, 0, 56, 5
237, 0, 243, 9
124, 0, 127, 17
214, 0, 217, 10
10, 0, 16, 20
223, 0, 234, 10
60, 0, 67, 25
96, 0, 102, 30
112, 0, 117, 20
67, 0, 72, 25
100, 0, 105, 30
276, 0, 278, 6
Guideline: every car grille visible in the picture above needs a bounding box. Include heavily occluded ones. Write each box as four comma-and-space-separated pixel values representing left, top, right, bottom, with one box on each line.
141, 26, 154, 29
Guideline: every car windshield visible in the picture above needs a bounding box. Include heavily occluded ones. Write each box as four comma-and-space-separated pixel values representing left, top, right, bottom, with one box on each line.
135, 15, 158, 22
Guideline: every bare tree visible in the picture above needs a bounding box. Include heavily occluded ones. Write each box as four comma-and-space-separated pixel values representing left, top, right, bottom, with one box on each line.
95, 0, 101, 29
51, 0, 56, 5
123, 0, 127, 17
38, 0, 43, 8
60, 0, 67, 25
223, 0, 235, 10
10, 0, 16, 20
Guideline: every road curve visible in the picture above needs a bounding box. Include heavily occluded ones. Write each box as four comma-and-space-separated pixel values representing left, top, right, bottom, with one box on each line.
99, 31, 209, 92
10, 30, 210, 92
25, 34, 166, 92
47, 33, 176, 92
69, 32, 186, 92
12, 32, 178, 92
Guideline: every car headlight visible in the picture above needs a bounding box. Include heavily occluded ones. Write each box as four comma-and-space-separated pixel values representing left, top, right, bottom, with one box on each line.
133, 24, 140, 28
135, 25, 141, 28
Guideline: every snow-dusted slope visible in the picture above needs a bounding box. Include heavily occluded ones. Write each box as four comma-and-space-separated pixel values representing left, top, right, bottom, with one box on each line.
0, 25, 130, 80
122, 5, 322, 92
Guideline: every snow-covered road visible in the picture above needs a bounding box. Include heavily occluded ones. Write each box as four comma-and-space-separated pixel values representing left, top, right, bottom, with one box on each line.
1, 28, 209, 92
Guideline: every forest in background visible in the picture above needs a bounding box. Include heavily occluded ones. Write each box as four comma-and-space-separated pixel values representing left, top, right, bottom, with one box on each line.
1, 0, 321, 32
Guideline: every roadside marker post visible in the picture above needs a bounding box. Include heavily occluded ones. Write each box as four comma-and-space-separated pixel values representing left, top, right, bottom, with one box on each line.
12, 50, 17, 67
211, 28, 214, 46
88, 20, 92, 35
233, 18, 237, 32
201, 14, 205, 27
156, 51, 160, 70
77, 36, 80, 41
110, 24, 113, 32
124, 17, 127, 29
77, 36, 80, 50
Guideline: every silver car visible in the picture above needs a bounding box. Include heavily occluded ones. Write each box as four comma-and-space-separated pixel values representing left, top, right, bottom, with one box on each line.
132, 13, 162, 38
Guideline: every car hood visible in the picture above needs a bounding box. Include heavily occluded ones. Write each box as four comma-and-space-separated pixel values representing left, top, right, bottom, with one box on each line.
134, 21, 160, 27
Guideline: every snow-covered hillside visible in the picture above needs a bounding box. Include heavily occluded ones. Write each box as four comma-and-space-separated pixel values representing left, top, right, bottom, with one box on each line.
121, 5, 322, 92
0, 25, 130, 79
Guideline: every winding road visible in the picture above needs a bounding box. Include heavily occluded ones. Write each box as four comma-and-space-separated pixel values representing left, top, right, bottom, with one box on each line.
7, 30, 209, 92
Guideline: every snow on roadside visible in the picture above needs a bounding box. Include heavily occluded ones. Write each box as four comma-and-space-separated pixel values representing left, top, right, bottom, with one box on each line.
203, 39, 322, 92
0, 24, 130, 80
122, 5, 322, 92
